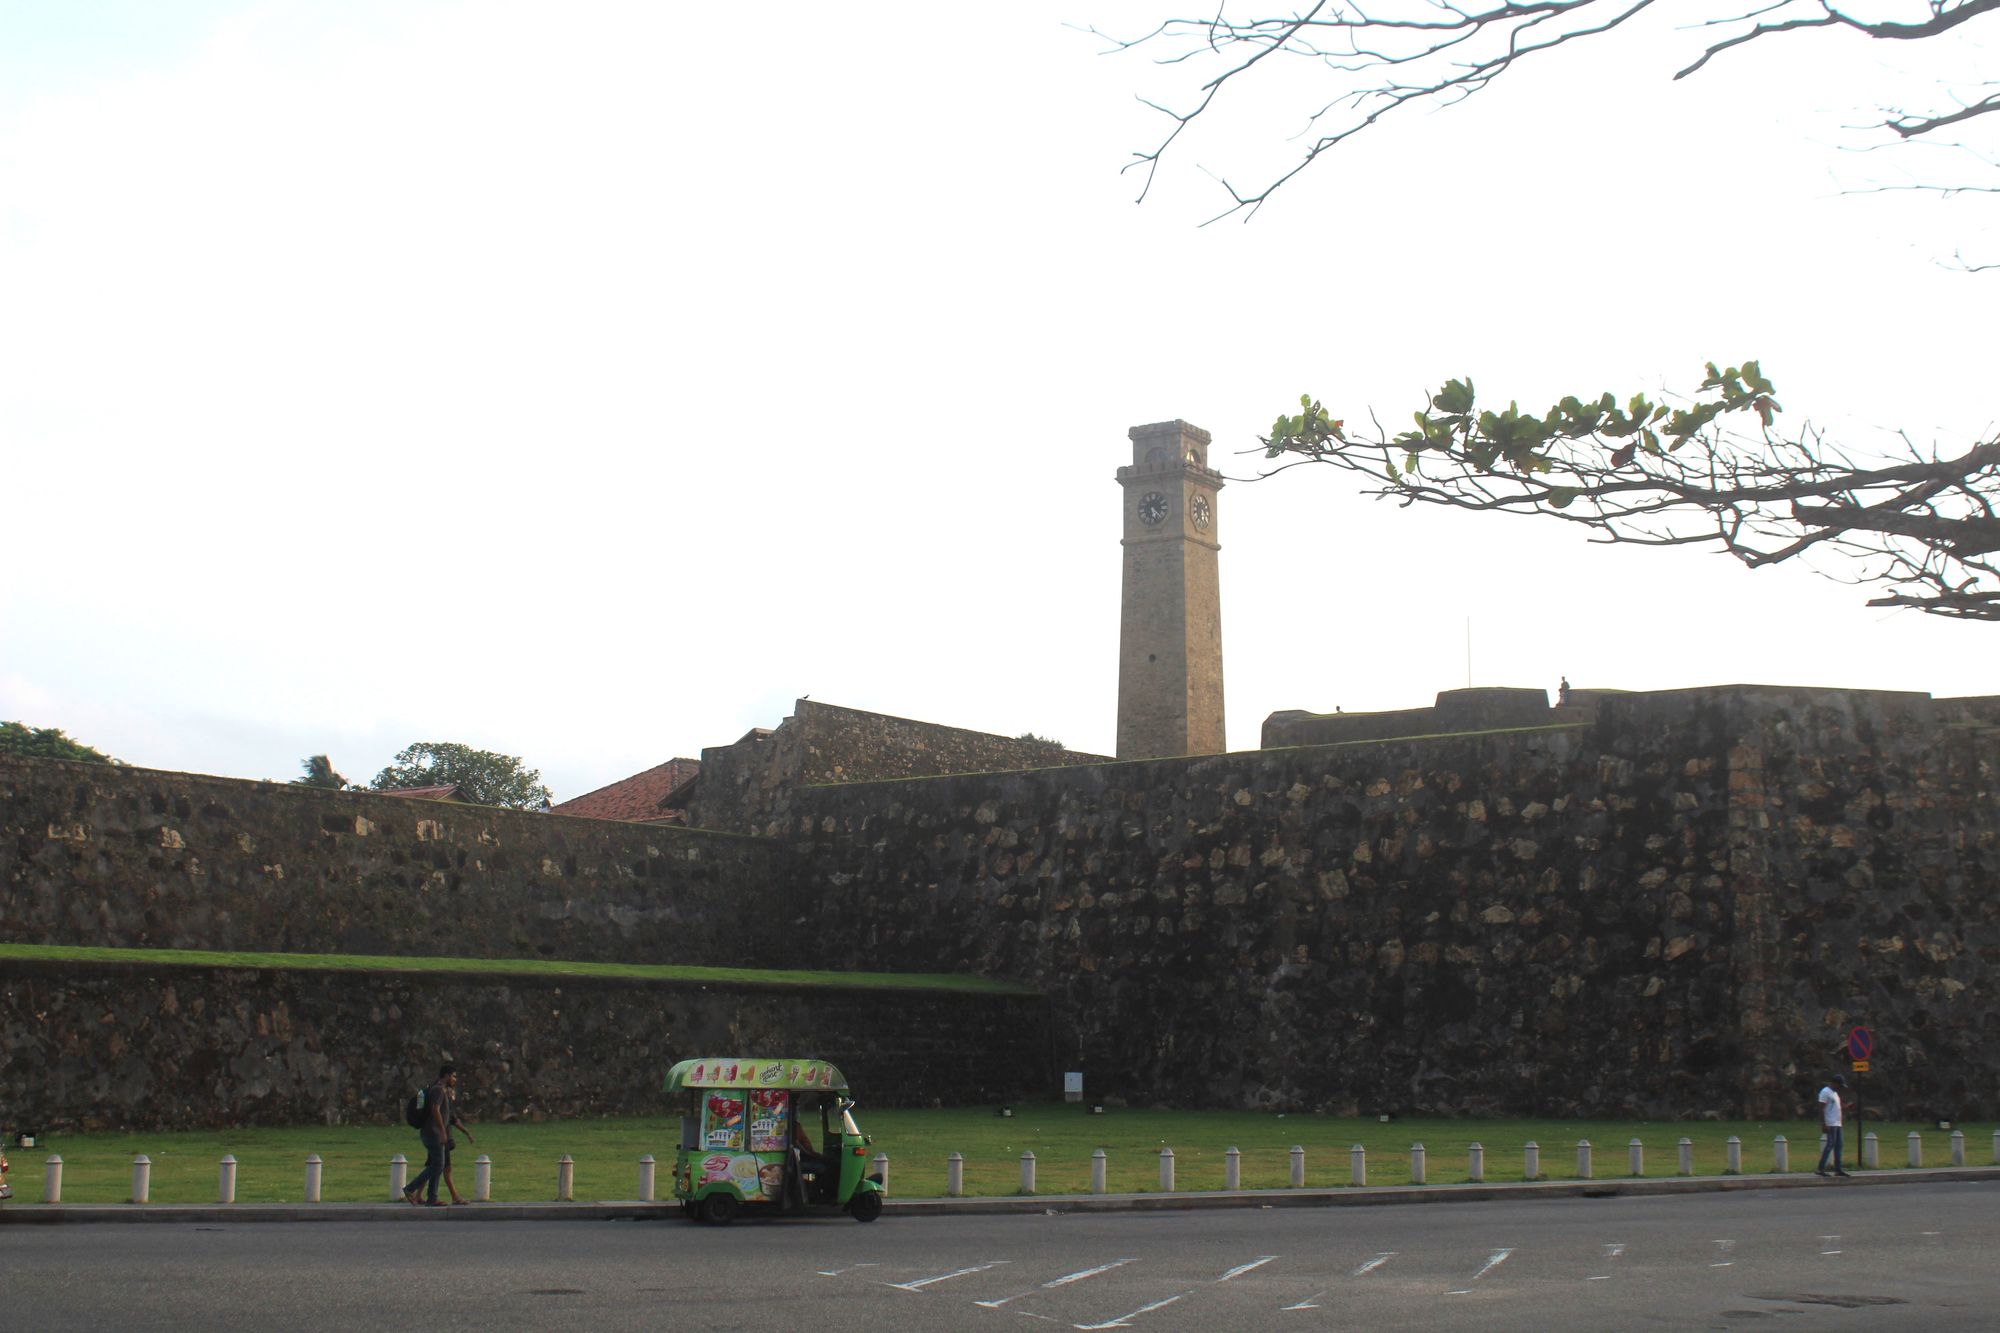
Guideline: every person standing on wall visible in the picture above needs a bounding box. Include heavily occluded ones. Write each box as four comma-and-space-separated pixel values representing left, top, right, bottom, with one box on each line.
404, 1064, 456, 1206
441, 1073, 476, 1205
1815, 1074, 1851, 1178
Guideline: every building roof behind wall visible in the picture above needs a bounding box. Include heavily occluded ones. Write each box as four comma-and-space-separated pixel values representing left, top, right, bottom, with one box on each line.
550, 758, 701, 824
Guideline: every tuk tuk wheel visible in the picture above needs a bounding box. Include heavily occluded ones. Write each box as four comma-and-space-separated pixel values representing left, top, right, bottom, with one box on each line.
848, 1190, 883, 1223
702, 1192, 741, 1226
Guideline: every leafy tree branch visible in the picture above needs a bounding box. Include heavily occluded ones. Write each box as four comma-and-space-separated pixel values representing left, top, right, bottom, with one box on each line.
1259, 363, 2000, 620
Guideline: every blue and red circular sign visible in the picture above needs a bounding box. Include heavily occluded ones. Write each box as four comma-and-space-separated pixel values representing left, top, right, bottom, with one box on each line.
1848, 1026, 1875, 1061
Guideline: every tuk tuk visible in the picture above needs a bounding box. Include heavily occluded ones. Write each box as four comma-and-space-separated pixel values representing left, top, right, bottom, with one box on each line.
665, 1057, 884, 1224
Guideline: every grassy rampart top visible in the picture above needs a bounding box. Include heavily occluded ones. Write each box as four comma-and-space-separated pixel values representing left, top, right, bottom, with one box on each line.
0, 943, 1038, 997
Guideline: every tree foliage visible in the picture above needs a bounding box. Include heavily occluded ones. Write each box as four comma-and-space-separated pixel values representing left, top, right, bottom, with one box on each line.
1101, 0, 2000, 222
293, 754, 352, 790
0, 721, 116, 764
370, 742, 552, 810
1262, 363, 2000, 620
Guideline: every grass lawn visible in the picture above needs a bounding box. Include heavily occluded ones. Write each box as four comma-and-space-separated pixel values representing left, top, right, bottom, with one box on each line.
7, 1105, 1988, 1205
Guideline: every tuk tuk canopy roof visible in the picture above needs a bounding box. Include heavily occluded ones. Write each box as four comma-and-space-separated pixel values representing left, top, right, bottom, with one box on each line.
663, 1058, 849, 1093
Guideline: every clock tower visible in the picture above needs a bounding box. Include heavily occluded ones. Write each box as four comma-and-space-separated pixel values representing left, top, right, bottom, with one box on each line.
1116, 419, 1225, 760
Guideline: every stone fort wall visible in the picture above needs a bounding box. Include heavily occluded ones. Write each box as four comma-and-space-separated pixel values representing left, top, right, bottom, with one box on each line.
0, 755, 796, 967
773, 686, 2000, 1120
4, 683, 1996, 1126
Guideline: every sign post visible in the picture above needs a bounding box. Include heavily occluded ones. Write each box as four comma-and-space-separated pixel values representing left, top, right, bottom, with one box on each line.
1847, 1027, 1875, 1169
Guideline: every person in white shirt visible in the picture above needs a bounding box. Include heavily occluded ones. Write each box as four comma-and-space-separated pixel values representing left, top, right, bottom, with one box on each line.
1815, 1075, 1851, 1177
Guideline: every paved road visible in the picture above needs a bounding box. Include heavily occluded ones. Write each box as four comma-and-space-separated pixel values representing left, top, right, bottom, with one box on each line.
6, 1182, 1994, 1330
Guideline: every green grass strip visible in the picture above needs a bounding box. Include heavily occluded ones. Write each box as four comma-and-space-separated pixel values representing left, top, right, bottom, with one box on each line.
5, 1105, 1986, 1205
0, 942, 1038, 997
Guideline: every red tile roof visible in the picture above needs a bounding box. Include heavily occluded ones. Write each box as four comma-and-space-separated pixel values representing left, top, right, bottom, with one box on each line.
550, 758, 700, 824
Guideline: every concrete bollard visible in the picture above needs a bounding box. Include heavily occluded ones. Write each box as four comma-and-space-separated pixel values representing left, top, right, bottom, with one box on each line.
43, 1155, 63, 1204
639, 1154, 656, 1203
873, 1153, 890, 1194
474, 1154, 492, 1202
1224, 1146, 1241, 1191
1678, 1138, 1693, 1177
1524, 1141, 1541, 1181
304, 1154, 323, 1204
389, 1153, 408, 1200
948, 1152, 965, 1198
131, 1154, 152, 1204
557, 1154, 575, 1202
1863, 1133, 1879, 1169
1628, 1139, 1644, 1177
1019, 1151, 1037, 1196
1908, 1132, 1922, 1168
1951, 1131, 1965, 1167
1090, 1149, 1106, 1195
1576, 1140, 1593, 1180
1158, 1147, 1175, 1192
1289, 1144, 1305, 1189
1410, 1143, 1426, 1186
1467, 1142, 1484, 1183
1725, 1136, 1741, 1175
1773, 1136, 1789, 1173
219, 1155, 238, 1205
1350, 1144, 1366, 1187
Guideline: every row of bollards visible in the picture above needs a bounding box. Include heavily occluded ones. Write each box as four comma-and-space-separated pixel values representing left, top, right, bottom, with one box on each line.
23, 1131, 1987, 1203
971, 1130, 1987, 1197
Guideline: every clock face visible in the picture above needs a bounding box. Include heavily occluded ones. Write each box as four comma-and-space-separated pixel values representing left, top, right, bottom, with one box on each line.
1190, 494, 1212, 532
1138, 492, 1169, 526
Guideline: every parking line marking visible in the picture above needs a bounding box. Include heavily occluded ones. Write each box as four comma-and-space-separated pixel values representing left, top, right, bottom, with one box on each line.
975, 1260, 1137, 1308
1711, 1240, 1735, 1268
1074, 1293, 1186, 1330
816, 1263, 880, 1277
1820, 1235, 1842, 1256
889, 1261, 1008, 1292
1351, 1252, 1396, 1277
1448, 1247, 1513, 1295
1282, 1290, 1328, 1310
1217, 1256, 1278, 1283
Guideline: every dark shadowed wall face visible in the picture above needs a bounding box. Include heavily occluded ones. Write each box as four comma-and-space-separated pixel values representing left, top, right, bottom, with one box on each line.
0, 960, 1050, 1130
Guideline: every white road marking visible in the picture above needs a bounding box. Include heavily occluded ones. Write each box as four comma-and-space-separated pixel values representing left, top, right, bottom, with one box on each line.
817, 1262, 880, 1277
1711, 1240, 1735, 1268
889, 1261, 1009, 1292
1351, 1252, 1396, 1277
1282, 1291, 1327, 1311
975, 1260, 1137, 1308
1217, 1256, 1278, 1283
1073, 1293, 1186, 1330
1820, 1235, 1842, 1256
1448, 1248, 1513, 1295
1587, 1241, 1628, 1281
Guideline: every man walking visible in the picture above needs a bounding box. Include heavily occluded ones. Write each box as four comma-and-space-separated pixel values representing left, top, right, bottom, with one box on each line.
1816, 1074, 1851, 1177
403, 1063, 457, 1206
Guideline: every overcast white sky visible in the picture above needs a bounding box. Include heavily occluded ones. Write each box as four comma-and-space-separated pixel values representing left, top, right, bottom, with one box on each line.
1, 1, 1990, 801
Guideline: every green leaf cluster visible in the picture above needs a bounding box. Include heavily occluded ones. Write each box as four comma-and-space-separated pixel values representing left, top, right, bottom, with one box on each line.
371, 741, 553, 810
0, 721, 116, 764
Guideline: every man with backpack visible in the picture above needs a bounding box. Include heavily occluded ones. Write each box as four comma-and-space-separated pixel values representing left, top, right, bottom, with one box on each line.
403, 1064, 456, 1206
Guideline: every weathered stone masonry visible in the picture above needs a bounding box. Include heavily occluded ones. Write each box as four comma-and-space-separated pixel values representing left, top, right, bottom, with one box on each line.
3, 684, 1995, 1127
769, 687, 1999, 1120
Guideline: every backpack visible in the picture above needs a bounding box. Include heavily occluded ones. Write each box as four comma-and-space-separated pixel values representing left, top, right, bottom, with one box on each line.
404, 1088, 428, 1130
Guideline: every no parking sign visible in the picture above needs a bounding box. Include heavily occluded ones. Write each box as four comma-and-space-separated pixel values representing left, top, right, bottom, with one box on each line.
1849, 1026, 1874, 1073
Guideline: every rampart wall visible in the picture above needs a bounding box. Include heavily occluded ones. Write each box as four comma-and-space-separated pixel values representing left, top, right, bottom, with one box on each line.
688, 699, 1107, 832
0, 755, 795, 967
0, 958, 1049, 1129
776, 688, 2000, 1120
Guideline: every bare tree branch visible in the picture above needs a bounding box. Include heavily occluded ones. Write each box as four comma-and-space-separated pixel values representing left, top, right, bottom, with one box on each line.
1102, 0, 2000, 219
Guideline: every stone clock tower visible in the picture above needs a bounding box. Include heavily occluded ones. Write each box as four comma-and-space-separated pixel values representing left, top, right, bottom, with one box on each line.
1116, 419, 1225, 760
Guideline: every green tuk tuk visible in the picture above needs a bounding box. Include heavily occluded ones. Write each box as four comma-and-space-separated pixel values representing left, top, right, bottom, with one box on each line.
665, 1057, 885, 1224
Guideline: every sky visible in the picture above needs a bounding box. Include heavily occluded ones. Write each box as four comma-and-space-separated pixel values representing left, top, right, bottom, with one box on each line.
1, 1, 1991, 801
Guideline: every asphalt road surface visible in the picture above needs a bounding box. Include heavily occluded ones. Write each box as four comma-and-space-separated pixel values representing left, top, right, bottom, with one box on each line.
6, 1182, 1995, 1330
